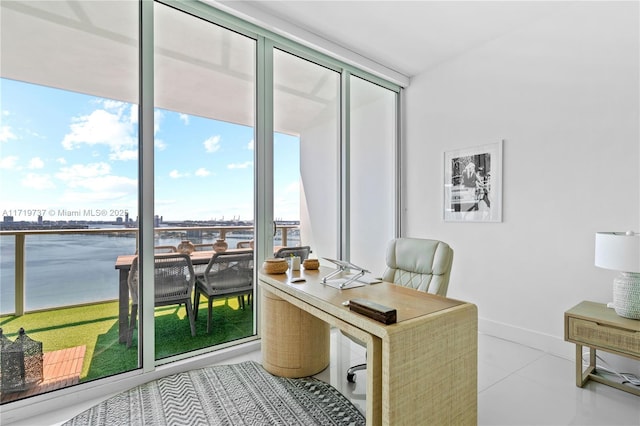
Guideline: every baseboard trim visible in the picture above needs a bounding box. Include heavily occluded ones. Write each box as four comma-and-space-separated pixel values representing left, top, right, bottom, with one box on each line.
479, 317, 574, 360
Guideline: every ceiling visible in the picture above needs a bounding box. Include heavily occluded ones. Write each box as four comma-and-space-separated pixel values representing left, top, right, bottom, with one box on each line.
217, 0, 578, 79
0, 0, 578, 134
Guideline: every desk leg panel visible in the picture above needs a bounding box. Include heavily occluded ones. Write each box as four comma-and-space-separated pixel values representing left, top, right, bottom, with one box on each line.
382, 303, 478, 425
261, 288, 330, 378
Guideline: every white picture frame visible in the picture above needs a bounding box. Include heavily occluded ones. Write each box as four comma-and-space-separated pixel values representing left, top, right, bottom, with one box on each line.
443, 140, 503, 222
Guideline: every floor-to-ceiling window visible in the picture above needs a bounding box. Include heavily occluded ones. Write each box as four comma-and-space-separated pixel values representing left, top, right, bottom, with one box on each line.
0, 0, 141, 403
0, 0, 399, 411
273, 48, 340, 260
348, 76, 397, 274
146, 2, 257, 361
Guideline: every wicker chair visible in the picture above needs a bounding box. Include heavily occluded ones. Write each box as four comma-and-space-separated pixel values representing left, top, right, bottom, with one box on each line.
126, 253, 197, 347
274, 246, 311, 261
236, 240, 253, 249
345, 237, 454, 382
194, 251, 254, 334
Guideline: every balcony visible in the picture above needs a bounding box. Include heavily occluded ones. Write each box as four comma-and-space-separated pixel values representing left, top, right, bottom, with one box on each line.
0, 224, 298, 404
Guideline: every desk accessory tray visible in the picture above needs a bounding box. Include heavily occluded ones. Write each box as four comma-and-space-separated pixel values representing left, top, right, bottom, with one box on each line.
348, 298, 397, 324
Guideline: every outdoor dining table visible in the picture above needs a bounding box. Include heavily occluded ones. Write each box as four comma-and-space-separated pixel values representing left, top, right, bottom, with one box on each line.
113, 247, 279, 344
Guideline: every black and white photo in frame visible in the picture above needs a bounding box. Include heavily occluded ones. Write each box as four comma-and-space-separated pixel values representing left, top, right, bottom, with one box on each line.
443, 140, 503, 222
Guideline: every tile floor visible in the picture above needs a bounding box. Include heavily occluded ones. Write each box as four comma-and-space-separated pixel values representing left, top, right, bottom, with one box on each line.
8, 331, 640, 425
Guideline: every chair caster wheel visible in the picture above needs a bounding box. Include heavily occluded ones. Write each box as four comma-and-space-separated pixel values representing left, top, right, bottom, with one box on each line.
347, 372, 356, 383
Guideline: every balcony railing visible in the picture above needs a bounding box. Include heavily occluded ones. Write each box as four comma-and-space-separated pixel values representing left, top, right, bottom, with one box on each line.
0, 224, 299, 316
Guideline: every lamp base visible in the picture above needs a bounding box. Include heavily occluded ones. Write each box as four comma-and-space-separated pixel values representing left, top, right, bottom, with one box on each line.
613, 272, 640, 319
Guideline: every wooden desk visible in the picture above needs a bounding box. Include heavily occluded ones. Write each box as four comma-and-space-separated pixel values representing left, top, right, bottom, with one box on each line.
259, 267, 478, 426
114, 249, 251, 344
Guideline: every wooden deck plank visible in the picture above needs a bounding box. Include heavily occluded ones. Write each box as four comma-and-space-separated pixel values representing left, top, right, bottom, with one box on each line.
1, 345, 86, 404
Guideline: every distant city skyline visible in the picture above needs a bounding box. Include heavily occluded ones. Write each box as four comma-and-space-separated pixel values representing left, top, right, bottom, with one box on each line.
0, 78, 301, 222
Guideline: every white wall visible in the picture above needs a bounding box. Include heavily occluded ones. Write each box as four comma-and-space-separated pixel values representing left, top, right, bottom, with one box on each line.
404, 2, 639, 359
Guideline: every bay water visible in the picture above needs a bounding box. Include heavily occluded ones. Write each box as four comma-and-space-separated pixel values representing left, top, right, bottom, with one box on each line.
0, 228, 296, 315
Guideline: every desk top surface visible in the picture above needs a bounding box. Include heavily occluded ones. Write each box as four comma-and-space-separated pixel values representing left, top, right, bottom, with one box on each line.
259, 266, 466, 325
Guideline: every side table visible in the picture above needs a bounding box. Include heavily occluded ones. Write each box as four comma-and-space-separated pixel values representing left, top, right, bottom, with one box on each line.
565, 300, 640, 396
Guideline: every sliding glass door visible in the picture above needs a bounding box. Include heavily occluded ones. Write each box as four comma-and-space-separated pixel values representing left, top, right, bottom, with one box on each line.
150, 3, 256, 360
273, 49, 340, 261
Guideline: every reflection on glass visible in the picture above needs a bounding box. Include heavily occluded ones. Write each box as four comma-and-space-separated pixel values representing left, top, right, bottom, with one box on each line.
349, 76, 397, 275
273, 49, 340, 260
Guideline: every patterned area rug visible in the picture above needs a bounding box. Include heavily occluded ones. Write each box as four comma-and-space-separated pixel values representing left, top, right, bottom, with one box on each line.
63, 361, 365, 425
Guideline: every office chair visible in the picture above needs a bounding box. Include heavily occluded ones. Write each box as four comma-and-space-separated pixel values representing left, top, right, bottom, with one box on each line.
345, 237, 454, 382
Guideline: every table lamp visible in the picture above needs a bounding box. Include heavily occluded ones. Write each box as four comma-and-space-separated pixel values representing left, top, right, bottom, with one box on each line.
594, 231, 640, 319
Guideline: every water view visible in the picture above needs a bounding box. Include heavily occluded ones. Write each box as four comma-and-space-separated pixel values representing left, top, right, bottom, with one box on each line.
0, 226, 297, 314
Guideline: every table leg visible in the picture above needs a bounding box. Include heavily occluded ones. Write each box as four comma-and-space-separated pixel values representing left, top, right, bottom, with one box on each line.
118, 269, 129, 344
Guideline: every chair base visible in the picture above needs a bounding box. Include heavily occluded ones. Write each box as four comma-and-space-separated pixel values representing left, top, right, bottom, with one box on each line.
346, 363, 366, 383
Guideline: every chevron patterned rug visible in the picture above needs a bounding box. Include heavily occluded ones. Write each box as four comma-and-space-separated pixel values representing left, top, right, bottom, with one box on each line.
63, 361, 365, 425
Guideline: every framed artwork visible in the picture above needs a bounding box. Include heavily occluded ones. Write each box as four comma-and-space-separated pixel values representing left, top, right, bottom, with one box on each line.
443, 140, 503, 222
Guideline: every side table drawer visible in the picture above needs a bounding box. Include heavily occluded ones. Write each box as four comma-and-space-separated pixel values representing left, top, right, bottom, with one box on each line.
568, 317, 640, 358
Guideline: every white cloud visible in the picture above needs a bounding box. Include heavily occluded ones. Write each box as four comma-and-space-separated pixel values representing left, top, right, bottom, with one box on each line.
57, 157, 67, 165
110, 149, 137, 161
0, 125, 17, 142
169, 170, 184, 179
247, 139, 254, 150
155, 139, 167, 151
54, 161, 136, 201
284, 181, 300, 194
28, 157, 44, 169
154, 109, 163, 135
204, 135, 221, 153
129, 104, 138, 125
22, 173, 55, 190
0, 155, 19, 169
103, 100, 125, 110
61, 102, 137, 160
195, 168, 210, 177
228, 161, 253, 170
179, 113, 189, 125
56, 162, 111, 184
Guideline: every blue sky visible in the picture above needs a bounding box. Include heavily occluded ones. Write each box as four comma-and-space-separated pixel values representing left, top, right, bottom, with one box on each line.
0, 78, 300, 222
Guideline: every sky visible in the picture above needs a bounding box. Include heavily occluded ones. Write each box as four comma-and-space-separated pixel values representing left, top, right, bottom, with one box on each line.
0, 78, 301, 222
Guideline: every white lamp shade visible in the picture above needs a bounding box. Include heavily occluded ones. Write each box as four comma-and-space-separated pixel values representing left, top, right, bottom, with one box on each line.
595, 232, 640, 273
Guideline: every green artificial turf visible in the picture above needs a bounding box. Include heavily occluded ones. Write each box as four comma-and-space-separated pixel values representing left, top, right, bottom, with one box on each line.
0, 297, 254, 382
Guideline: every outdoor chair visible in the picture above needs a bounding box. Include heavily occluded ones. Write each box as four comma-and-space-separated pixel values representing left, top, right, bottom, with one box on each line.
274, 246, 311, 261
126, 253, 197, 347
236, 240, 253, 249
194, 251, 254, 334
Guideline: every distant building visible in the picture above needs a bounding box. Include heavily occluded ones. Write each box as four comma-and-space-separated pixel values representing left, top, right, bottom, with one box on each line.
3, 216, 13, 223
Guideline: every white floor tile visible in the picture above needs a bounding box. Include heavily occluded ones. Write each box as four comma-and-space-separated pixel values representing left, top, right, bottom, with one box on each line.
8, 331, 640, 425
